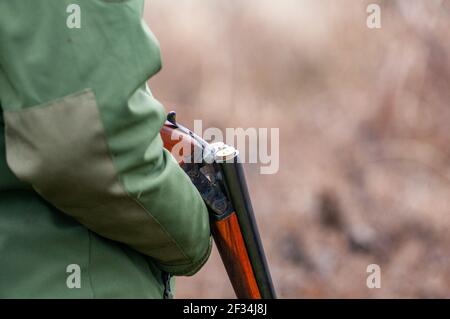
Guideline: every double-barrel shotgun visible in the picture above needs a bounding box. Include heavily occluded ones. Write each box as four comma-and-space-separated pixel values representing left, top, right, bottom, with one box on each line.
160, 111, 276, 299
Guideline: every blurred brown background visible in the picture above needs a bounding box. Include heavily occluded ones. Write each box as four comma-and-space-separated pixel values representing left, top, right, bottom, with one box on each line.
144, 0, 450, 298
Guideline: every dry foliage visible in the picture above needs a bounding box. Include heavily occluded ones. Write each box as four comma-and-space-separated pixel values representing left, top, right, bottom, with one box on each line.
144, 0, 450, 298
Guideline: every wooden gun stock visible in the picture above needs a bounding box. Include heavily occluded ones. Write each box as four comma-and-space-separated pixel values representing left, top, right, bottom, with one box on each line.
161, 114, 276, 299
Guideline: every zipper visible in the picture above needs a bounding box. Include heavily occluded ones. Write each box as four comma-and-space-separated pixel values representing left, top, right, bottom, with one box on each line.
162, 272, 173, 299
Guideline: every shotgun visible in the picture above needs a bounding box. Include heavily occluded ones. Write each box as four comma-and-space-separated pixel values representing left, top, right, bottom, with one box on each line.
160, 111, 276, 299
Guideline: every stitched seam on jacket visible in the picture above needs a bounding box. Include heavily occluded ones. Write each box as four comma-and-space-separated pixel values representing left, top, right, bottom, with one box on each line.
87, 230, 96, 299
4, 89, 91, 114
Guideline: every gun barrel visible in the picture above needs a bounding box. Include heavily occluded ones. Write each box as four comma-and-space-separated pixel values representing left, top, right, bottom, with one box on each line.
219, 159, 277, 299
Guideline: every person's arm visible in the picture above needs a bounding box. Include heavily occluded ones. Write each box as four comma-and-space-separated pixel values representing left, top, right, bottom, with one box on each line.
0, 0, 211, 276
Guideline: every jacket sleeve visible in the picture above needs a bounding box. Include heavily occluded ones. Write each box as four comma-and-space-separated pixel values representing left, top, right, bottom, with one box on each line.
0, 0, 211, 276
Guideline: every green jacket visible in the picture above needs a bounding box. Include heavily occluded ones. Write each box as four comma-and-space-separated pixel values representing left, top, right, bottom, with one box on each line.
0, 0, 211, 298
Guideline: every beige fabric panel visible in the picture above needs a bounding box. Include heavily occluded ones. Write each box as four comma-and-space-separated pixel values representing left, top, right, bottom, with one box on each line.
3, 89, 186, 261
